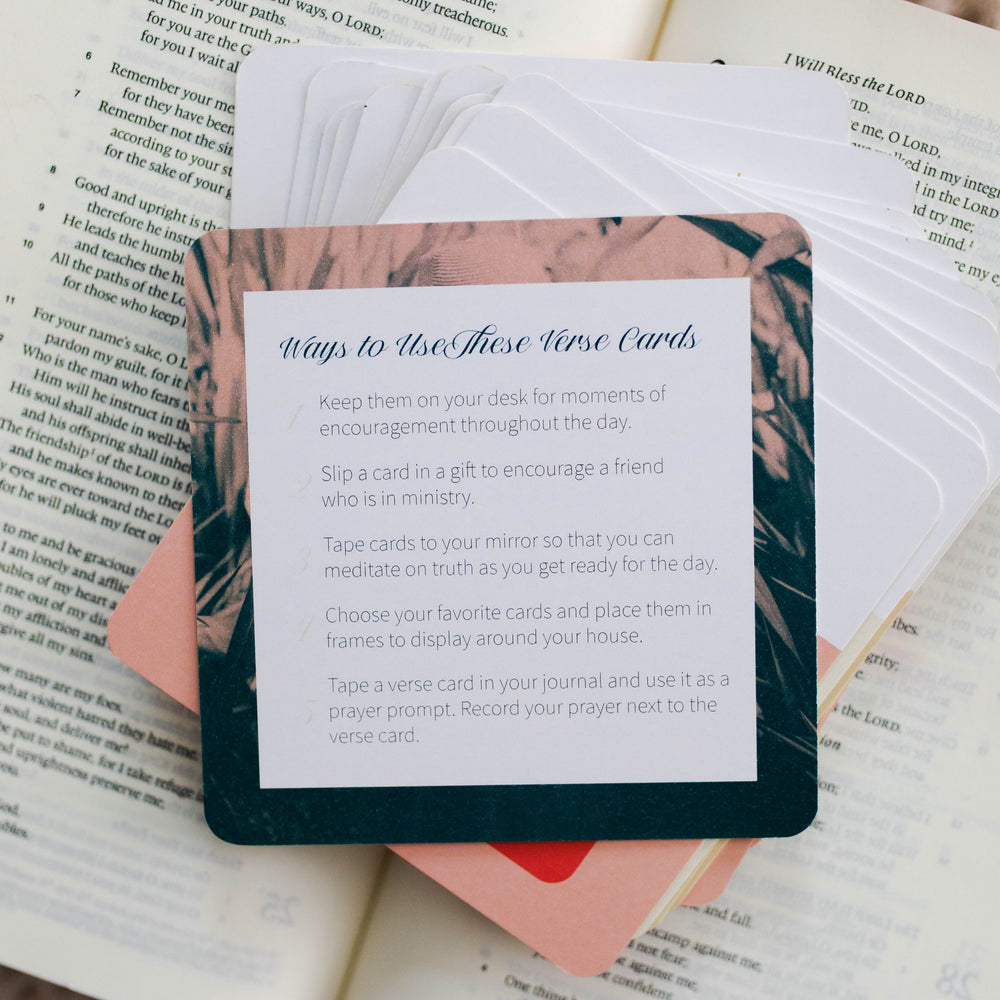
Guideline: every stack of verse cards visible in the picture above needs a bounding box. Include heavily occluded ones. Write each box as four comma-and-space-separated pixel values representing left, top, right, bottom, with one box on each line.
107, 47, 1000, 973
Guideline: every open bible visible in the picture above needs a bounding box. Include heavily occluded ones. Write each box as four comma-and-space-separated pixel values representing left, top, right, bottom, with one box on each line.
2, 1, 1000, 997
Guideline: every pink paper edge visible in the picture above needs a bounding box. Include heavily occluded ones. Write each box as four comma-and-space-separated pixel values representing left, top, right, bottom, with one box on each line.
106, 502, 199, 713
391, 838, 703, 976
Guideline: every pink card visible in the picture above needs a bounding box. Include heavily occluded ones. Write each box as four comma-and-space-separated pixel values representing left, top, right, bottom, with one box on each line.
111, 213, 820, 971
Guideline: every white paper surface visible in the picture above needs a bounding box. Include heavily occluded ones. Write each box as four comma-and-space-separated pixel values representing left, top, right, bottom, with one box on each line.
243, 278, 757, 788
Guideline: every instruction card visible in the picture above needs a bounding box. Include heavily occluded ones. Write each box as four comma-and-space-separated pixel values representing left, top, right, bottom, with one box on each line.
247, 279, 753, 788
187, 216, 817, 843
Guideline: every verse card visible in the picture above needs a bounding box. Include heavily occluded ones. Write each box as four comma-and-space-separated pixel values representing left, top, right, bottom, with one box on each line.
187, 216, 817, 843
